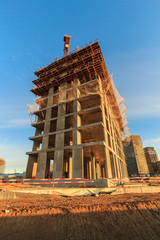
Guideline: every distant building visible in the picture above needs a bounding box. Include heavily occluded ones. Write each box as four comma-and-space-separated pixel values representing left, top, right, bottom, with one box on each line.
0, 158, 6, 174
144, 147, 159, 163
144, 147, 159, 174
123, 135, 149, 176
154, 161, 160, 173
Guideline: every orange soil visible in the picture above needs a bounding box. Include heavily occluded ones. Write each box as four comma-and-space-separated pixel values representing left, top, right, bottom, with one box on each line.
0, 193, 160, 240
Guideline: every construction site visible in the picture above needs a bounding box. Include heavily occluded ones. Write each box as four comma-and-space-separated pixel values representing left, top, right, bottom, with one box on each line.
26, 36, 129, 186
0, 37, 160, 240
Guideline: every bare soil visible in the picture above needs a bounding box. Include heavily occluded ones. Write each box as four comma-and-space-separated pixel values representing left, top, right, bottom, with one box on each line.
0, 193, 160, 240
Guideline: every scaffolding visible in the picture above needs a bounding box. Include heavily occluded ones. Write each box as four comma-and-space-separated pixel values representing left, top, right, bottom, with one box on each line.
110, 73, 131, 141
26, 40, 128, 181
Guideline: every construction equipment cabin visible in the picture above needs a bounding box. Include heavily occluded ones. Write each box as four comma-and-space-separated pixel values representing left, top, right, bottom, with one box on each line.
26, 36, 128, 181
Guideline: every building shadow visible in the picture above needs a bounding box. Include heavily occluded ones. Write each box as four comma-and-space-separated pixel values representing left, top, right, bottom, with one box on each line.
0, 206, 160, 240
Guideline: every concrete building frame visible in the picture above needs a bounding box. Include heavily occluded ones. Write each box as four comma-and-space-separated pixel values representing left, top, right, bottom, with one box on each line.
26, 40, 128, 180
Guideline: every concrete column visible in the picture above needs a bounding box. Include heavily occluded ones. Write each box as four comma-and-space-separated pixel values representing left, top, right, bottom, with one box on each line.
72, 79, 83, 178
73, 79, 81, 145
53, 150, 64, 178
100, 165, 102, 178
121, 161, 126, 178
36, 87, 53, 179
32, 162, 37, 178
91, 153, 96, 179
69, 153, 72, 178
118, 159, 122, 178
115, 156, 120, 179
89, 159, 92, 179
108, 111, 120, 179
36, 152, 48, 178
98, 77, 112, 179
53, 84, 66, 178
86, 160, 89, 179
85, 159, 90, 179
110, 137, 118, 178
102, 165, 105, 178
96, 161, 101, 179
114, 156, 119, 179
26, 119, 42, 178
46, 159, 50, 178
65, 159, 69, 172
72, 147, 83, 178
26, 156, 37, 178
53, 105, 66, 178
124, 162, 129, 178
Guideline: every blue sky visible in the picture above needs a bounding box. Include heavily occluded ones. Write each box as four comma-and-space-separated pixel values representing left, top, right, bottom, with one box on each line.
0, 0, 160, 172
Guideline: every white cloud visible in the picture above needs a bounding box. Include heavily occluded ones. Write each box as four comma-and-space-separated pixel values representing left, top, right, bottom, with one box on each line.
144, 137, 160, 145
126, 94, 160, 118
0, 118, 30, 129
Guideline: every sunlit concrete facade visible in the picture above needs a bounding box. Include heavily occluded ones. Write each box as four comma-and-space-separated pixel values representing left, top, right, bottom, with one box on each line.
26, 40, 128, 180
123, 135, 149, 176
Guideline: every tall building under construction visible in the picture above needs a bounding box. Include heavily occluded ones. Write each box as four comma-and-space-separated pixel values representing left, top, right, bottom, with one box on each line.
26, 37, 128, 181
123, 135, 149, 176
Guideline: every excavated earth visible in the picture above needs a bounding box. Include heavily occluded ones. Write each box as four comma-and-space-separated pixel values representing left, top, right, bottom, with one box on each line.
0, 192, 160, 240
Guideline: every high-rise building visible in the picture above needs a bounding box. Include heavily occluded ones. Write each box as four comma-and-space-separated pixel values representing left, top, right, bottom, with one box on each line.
123, 135, 149, 176
144, 147, 159, 174
26, 38, 128, 182
154, 161, 160, 173
144, 147, 159, 163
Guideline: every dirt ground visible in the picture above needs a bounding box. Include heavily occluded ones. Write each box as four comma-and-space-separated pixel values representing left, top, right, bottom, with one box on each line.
0, 192, 160, 240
